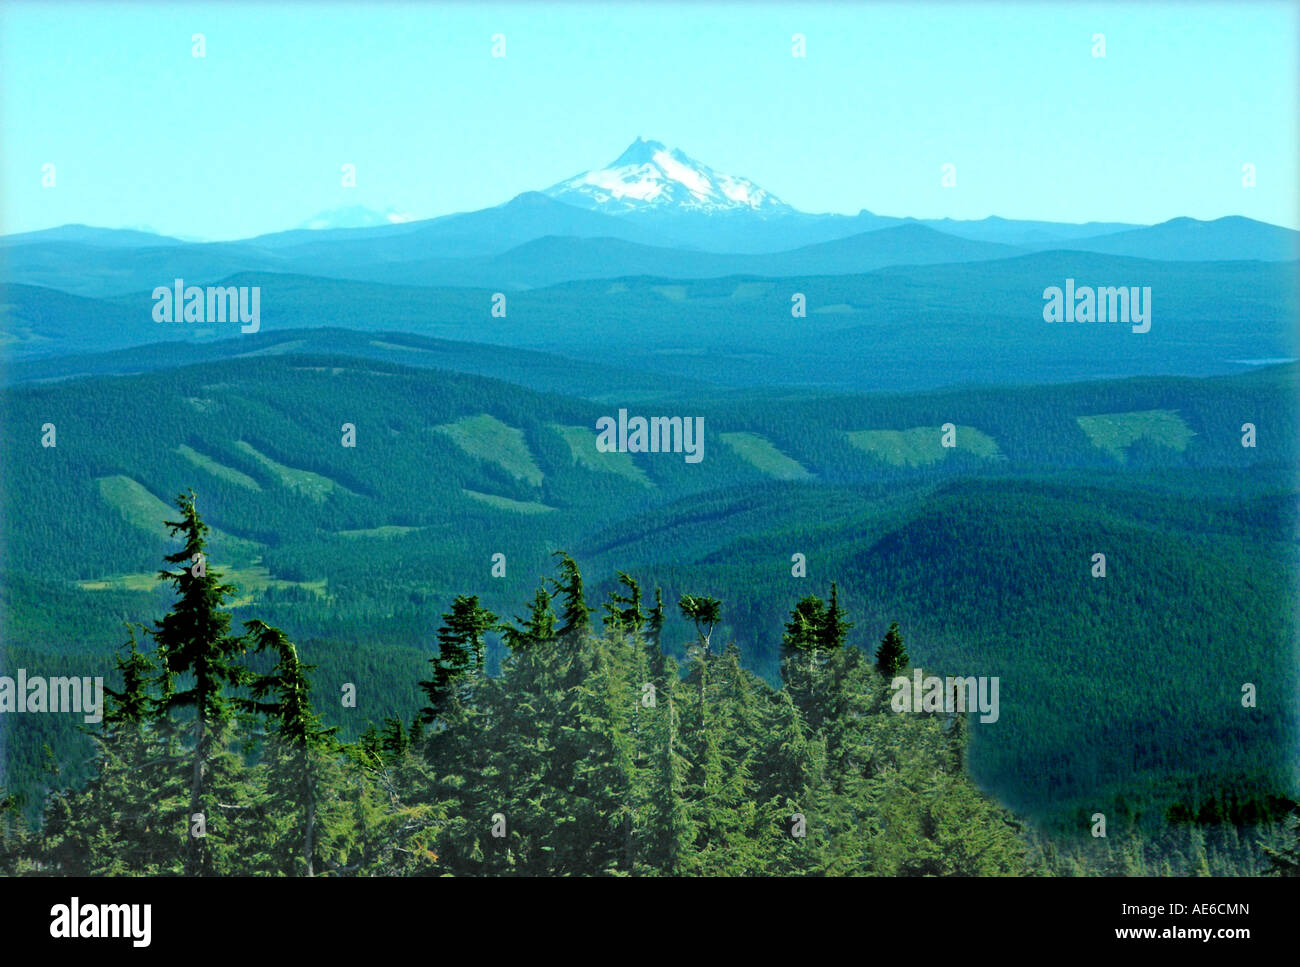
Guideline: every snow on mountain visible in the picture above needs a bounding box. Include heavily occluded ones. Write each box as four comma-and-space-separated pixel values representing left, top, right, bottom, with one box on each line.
545, 137, 793, 216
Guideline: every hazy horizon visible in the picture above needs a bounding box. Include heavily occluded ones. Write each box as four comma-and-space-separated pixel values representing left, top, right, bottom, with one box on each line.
3, 1, 1297, 239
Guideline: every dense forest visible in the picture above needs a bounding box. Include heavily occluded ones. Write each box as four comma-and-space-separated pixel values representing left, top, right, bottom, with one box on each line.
2, 356, 1295, 833
1, 493, 1296, 876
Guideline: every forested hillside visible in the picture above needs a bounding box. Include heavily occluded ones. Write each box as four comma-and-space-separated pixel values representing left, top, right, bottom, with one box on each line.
2, 357, 1295, 836
3, 496, 1294, 875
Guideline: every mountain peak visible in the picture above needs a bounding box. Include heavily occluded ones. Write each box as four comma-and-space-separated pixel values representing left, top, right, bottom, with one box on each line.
545, 139, 792, 217
611, 137, 669, 166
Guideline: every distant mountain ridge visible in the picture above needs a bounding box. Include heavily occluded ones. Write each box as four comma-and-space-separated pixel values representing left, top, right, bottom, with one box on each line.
544, 137, 793, 216
0, 224, 185, 248
4, 250, 1294, 392
2, 139, 1297, 298
0, 137, 1149, 254
3, 213, 1295, 301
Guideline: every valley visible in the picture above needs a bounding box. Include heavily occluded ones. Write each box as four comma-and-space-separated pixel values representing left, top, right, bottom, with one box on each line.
2, 122, 1297, 879
2, 349, 1295, 834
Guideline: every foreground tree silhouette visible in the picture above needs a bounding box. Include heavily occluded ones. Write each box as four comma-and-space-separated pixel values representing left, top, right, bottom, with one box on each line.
13, 496, 1045, 877
152, 491, 251, 876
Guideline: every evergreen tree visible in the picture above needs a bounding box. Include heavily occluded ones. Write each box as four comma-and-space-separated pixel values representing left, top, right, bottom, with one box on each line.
648, 587, 665, 651
12, 497, 1148, 879
419, 594, 498, 724
680, 642, 763, 874
821, 582, 852, 650
345, 719, 450, 876
640, 656, 695, 874
820, 643, 877, 797
551, 636, 636, 874
1263, 801, 1300, 875
500, 579, 557, 651
245, 620, 345, 876
782, 595, 827, 655
550, 551, 591, 637
462, 641, 564, 874
875, 621, 909, 678
151, 491, 253, 876
82, 627, 177, 873
781, 594, 831, 729
759, 691, 821, 875
602, 572, 645, 634
678, 594, 721, 653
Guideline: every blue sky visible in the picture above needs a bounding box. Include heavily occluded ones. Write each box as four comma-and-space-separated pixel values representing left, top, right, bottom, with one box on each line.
2, 1, 1296, 239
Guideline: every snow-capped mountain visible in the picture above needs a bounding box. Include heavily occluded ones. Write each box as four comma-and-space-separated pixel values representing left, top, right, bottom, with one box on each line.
545, 137, 793, 217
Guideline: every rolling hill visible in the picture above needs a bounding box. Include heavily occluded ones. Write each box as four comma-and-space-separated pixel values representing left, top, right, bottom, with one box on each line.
2, 352, 1295, 823
3, 250, 1295, 392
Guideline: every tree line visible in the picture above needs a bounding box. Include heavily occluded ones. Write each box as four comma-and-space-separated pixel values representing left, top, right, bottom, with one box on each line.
1, 491, 1295, 877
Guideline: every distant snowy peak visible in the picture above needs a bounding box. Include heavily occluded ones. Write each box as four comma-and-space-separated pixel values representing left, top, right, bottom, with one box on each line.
545, 137, 793, 216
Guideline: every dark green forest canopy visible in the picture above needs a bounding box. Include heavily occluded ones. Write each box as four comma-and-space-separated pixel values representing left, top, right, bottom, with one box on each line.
3, 498, 1295, 876
1, 359, 1296, 864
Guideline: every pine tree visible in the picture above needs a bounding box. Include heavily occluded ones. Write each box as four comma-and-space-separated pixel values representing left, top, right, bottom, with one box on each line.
465, 640, 564, 874
640, 656, 695, 874
105, 626, 155, 727
345, 719, 450, 876
84, 627, 177, 873
648, 587, 665, 651
678, 594, 721, 653
781, 594, 829, 729
551, 636, 637, 874
820, 642, 877, 796
760, 691, 821, 875
1263, 801, 1300, 875
419, 594, 498, 724
550, 551, 591, 637
500, 579, 557, 651
782, 595, 827, 655
15, 500, 1158, 878
680, 642, 763, 874
602, 572, 645, 634
245, 619, 342, 876
821, 582, 852, 650
151, 491, 253, 876
875, 621, 909, 677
